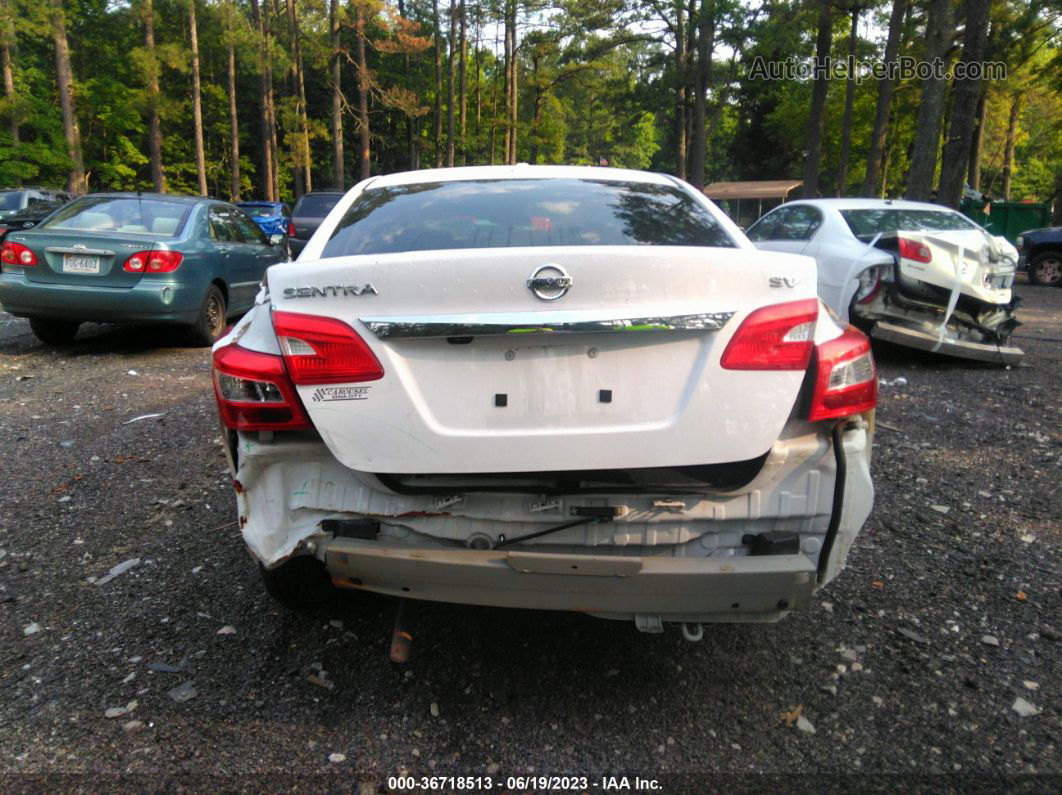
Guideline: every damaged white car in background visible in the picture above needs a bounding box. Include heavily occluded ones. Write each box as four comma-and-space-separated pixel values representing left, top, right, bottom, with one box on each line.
211, 166, 876, 644
748, 199, 1022, 365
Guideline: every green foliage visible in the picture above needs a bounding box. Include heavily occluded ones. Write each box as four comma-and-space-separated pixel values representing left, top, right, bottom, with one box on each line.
0, 0, 1055, 207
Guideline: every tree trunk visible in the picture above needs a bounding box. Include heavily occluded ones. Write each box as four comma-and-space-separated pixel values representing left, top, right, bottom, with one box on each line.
265, 1, 278, 201
905, 0, 954, 200
446, 0, 456, 166
2, 1, 18, 171
189, 0, 207, 196
458, 0, 467, 163
507, 0, 518, 164
683, 0, 695, 175
330, 0, 343, 188
834, 7, 859, 196
688, 0, 713, 189
250, 0, 274, 201
285, 0, 309, 196
355, 5, 370, 180
801, 0, 832, 198
397, 0, 415, 168
432, 0, 442, 167
474, 10, 482, 131
227, 36, 240, 201
674, 1, 686, 180
50, 0, 84, 193
862, 0, 906, 196
937, 0, 991, 207
967, 89, 986, 192
143, 0, 164, 192
1001, 92, 1021, 200
489, 22, 499, 164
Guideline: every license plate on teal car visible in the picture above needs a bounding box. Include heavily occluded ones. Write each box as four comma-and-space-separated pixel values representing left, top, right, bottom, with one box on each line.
63, 254, 100, 274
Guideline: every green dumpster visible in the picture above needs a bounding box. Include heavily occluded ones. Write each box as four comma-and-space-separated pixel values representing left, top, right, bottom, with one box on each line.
961, 200, 1051, 245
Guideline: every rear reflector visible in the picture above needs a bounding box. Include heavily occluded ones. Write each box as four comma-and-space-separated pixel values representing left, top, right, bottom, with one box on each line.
898, 238, 932, 263
212, 343, 311, 431
807, 325, 877, 421
272, 311, 384, 385
720, 299, 819, 370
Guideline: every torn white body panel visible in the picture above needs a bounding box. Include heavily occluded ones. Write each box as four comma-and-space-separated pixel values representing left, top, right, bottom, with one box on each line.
232, 418, 873, 612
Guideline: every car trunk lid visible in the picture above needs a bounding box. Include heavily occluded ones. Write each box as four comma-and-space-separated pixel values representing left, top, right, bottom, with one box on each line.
267, 246, 818, 474
14, 230, 160, 288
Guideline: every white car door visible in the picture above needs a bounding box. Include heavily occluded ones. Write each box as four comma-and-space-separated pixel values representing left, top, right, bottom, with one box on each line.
746, 205, 822, 258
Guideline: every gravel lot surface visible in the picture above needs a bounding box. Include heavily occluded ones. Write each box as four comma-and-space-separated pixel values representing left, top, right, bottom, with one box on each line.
0, 281, 1058, 791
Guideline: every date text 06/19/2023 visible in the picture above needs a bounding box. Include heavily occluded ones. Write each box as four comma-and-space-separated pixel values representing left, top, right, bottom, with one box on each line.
386, 775, 662, 791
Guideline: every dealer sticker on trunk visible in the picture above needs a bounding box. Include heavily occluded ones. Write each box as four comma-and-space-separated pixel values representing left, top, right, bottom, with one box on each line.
311, 386, 370, 402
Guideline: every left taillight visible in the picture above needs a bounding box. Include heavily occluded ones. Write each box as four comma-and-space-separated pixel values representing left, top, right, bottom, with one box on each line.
124, 249, 183, 273
898, 238, 932, 263
807, 325, 877, 422
1, 241, 38, 266
212, 343, 311, 431
272, 310, 384, 385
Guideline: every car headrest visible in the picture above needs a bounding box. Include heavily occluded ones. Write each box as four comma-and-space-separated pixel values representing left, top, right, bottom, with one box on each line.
77, 212, 113, 230
151, 217, 180, 235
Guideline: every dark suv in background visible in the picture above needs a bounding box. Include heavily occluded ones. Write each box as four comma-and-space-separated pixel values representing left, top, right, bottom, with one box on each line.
287, 190, 344, 258
0, 188, 71, 220
1017, 226, 1062, 287
0, 199, 68, 241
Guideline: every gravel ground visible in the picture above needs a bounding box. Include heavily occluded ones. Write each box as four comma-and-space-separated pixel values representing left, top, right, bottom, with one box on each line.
0, 280, 1058, 792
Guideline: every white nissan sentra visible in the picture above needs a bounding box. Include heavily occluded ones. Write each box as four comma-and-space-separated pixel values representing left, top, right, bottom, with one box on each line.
211, 166, 876, 636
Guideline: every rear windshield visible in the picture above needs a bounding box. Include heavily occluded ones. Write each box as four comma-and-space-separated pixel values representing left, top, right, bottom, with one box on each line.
40, 197, 192, 237
841, 208, 978, 238
0, 192, 23, 210
294, 194, 342, 218
321, 179, 734, 257
240, 205, 282, 218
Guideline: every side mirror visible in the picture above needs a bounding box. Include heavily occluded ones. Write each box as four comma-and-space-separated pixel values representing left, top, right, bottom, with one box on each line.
269, 233, 284, 247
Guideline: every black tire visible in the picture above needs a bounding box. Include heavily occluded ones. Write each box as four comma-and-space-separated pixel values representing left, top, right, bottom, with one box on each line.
259, 555, 334, 609
29, 317, 80, 345
1028, 251, 1062, 287
189, 284, 227, 346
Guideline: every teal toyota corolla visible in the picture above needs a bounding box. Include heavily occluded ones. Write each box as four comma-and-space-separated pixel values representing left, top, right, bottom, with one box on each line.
0, 193, 288, 345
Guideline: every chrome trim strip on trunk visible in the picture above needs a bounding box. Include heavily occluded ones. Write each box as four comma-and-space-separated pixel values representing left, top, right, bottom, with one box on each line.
45, 247, 115, 256
360, 310, 735, 339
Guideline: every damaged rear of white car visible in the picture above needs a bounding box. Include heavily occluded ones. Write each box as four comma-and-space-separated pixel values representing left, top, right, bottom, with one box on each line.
211, 166, 875, 635
749, 199, 1022, 365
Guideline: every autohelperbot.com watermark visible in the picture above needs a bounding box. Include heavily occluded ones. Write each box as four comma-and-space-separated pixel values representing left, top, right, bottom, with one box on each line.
748, 55, 1007, 84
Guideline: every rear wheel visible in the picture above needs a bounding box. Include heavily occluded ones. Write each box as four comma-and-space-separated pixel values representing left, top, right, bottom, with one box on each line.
259, 555, 334, 609
1028, 252, 1062, 286
189, 284, 226, 346
29, 317, 80, 345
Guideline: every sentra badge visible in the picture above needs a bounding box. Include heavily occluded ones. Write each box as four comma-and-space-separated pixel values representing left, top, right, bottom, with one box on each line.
284, 284, 378, 298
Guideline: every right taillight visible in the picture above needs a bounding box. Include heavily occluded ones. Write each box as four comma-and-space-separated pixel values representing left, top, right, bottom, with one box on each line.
124, 249, 183, 273
272, 310, 384, 385
807, 325, 877, 421
212, 343, 311, 431
720, 299, 819, 370
898, 237, 932, 263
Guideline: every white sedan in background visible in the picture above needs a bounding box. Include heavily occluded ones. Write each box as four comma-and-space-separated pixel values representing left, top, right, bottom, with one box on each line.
748, 199, 1022, 364
211, 166, 876, 641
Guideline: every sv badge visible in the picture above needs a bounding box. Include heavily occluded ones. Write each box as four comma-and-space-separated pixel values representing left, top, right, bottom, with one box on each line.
769, 276, 800, 288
